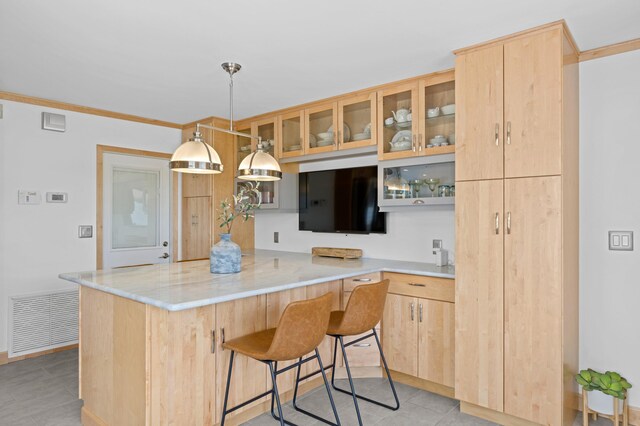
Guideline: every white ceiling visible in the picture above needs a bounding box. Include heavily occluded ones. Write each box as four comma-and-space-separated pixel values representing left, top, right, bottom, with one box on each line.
1, 0, 639, 123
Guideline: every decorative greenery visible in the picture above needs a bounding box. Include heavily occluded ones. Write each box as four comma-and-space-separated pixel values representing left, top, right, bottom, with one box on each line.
218, 182, 261, 234
576, 369, 632, 399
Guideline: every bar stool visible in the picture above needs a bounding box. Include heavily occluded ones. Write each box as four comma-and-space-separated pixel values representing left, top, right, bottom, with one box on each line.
296, 279, 399, 426
220, 292, 341, 426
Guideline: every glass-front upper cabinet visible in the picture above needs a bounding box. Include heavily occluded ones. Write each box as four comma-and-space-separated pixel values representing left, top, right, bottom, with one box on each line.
377, 82, 419, 160
418, 71, 456, 157
338, 92, 376, 150
305, 102, 338, 154
278, 110, 305, 158
252, 117, 277, 159
235, 124, 253, 170
378, 154, 455, 211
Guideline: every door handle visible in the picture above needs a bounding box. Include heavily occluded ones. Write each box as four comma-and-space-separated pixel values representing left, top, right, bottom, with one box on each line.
353, 278, 372, 282
162, 241, 169, 247
353, 343, 371, 348
506, 121, 512, 145
410, 302, 415, 321
221, 327, 226, 349
495, 212, 500, 235
495, 123, 500, 146
507, 211, 511, 234
408, 282, 426, 287
211, 330, 216, 354
158, 253, 169, 259
412, 135, 417, 152
418, 134, 423, 152
419, 303, 423, 322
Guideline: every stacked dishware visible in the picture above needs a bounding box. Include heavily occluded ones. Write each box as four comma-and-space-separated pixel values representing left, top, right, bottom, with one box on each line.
352, 123, 372, 141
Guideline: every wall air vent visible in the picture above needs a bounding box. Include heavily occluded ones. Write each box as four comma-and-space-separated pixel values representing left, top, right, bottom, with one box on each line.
9, 289, 78, 357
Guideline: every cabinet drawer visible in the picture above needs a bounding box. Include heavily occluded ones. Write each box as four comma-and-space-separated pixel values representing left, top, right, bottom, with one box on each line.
383, 272, 454, 303
343, 272, 382, 292
341, 329, 381, 368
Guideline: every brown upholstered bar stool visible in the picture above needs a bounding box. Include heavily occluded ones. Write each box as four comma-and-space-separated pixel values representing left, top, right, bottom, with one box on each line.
296, 280, 399, 426
220, 292, 341, 426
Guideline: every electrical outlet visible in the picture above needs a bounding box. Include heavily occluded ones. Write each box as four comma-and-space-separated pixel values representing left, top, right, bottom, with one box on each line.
274, 232, 279, 243
609, 231, 633, 251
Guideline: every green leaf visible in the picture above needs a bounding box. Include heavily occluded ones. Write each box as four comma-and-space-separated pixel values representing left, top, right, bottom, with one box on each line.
608, 372, 622, 382
579, 370, 592, 382
610, 382, 623, 392
600, 374, 612, 388
621, 380, 632, 389
576, 376, 589, 387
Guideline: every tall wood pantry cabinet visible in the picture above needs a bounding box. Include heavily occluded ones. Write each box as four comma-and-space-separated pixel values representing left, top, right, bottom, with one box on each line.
454, 22, 579, 426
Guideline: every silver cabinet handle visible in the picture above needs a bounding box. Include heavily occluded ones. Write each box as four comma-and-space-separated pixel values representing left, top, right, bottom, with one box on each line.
495, 123, 500, 146
211, 330, 216, 354
408, 282, 426, 287
353, 343, 371, 348
495, 212, 500, 235
413, 199, 425, 205
507, 212, 511, 234
158, 253, 169, 259
412, 135, 417, 152
221, 327, 225, 350
418, 134, 423, 152
410, 302, 415, 321
507, 121, 511, 145
353, 278, 372, 282
419, 303, 423, 322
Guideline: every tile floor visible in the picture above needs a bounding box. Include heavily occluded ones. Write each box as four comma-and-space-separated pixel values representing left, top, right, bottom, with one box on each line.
0, 349, 610, 425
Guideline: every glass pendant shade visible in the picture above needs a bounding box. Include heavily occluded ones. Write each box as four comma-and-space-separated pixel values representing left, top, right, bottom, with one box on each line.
237, 149, 282, 181
170, 133, 223, 174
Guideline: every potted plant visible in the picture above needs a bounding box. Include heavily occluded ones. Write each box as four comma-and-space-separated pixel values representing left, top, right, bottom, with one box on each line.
575, 369, 632, 416
210, 182, 261, 274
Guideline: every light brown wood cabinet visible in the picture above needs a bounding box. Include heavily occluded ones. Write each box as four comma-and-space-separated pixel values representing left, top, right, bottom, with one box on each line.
278, 110, 305, 158
455, 28, 564, 181
215, 295, 268, 423
454, 22, 579, 426
182, 174, 212, 198
381, 273, 455, 389
182, 196, 211, 260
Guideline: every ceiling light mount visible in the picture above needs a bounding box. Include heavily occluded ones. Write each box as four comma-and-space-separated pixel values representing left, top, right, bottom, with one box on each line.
221, 62, 242, 76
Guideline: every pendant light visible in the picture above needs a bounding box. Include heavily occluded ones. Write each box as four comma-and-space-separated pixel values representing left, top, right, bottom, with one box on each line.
170, 62, 282, 181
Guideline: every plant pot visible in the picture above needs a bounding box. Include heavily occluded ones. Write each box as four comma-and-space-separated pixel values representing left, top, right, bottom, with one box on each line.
587, 390, 624, 415
210, 233, 241, 274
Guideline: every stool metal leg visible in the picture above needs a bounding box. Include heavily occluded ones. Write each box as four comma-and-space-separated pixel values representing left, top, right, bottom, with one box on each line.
338, 335, 364, 426
268, 361, 286, 426
330, 328, 400, 416
220, 350, 236, 426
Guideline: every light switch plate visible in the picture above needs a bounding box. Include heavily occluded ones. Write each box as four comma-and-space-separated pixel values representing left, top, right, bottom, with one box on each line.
609, 231, 634, 251
78, 225, 93, 238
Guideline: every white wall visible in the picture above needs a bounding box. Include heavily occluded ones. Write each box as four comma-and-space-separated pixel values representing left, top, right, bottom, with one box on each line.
0, 101, 181, 353
255, 155, 455, 264
580, 50, 640, 406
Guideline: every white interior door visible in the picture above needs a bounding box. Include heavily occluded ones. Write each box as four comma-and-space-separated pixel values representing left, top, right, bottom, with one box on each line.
103, 153, 172, 269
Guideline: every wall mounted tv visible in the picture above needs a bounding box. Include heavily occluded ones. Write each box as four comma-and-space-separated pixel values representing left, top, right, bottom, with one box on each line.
298, 166, 386, 234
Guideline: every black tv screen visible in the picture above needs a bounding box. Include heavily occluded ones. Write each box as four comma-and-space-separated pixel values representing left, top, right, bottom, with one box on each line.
299, 166, 386, 234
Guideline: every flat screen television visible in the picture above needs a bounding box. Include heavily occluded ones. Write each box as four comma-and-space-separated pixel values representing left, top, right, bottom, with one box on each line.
298, 166, 386, 234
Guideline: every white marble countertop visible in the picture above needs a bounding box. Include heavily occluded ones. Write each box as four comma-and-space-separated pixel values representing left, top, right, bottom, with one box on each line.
59, 249, 455, 311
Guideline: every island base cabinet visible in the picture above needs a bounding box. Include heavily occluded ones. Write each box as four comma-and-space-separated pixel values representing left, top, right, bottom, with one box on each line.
80, 287, 218, 426
215, 295, 268, 424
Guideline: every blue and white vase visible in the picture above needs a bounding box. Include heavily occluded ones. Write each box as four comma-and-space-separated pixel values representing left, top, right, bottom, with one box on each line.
210, 233, 241, 274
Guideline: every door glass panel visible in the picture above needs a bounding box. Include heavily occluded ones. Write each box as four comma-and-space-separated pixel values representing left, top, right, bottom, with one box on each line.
308, 108, 334, 149
257, 122, 276, 158
112, 168, 159, 249
236, 127, 252, 169
381, 90, 413, 155
281, 115, 302, 153
424, 80, 455, 148
342, 100, 371, 145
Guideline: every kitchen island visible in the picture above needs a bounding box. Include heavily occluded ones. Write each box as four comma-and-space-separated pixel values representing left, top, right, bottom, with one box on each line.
60, 250, 455, 426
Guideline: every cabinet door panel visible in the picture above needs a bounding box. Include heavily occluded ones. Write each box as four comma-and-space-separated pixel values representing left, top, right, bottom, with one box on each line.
182, 197, 211, 260
418, 299, 454, 387
182, 174, 212, 197
455, 44, 504, 181
215, 296, 268, 422
504, 30, 562, 178
381, 294, 418, 376
504, 176, 562, 424
454, 180, 504, 411
303, 281, 342, 377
